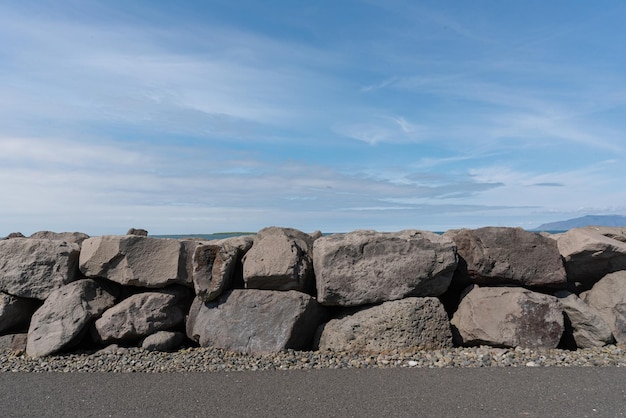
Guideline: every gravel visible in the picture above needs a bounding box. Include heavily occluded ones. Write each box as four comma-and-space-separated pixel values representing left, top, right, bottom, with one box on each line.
1, 345, 625, 372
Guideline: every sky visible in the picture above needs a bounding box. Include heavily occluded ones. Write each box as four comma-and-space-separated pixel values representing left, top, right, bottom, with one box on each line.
1, 0, 625, 236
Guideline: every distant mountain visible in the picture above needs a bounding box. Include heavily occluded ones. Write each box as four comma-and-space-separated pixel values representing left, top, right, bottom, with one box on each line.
534, 215, 626, 231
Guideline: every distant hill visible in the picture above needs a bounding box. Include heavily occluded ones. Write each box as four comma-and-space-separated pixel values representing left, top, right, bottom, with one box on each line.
534, 215, 626, 231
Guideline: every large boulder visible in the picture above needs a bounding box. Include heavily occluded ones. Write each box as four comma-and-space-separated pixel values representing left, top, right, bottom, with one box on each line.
0, 238, 80, 300
79, 235, 189, 288
555, 290, 614, 348
186, 289, 326, 354
29, 231, 90, 246
242, 227, 315, 292
317, 297, 453, 353
451, 285, 564, 349
581, 271, 626, 344
93, 286, 192, 344
0, 292, 38, 333
26, 279, 117, 357
556, 228, 626, 289
313, 230, 457, 307
192, 236, 254, 302
445, 227, 567, 288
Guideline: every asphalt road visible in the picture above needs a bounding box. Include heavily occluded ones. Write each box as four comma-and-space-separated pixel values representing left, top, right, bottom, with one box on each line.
1, 368, 625, 417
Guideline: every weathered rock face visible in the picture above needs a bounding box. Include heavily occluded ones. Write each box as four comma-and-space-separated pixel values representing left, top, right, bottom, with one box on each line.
29, 231, 90, 246
555, 290, 614, 348
242, 227, 315, 292
581, 271, 626, 344
79, 236, 189, 288
451, 285, 564, 349
445, 227, 567, 288
317, 297, 453, 353
26, 279, 117, 358
186, 289, 326, 354
191, 237, 253, 302
3, 232, 25, 239
0, 292, 38, 333
141, 331, 187, 352
126, 228, 148, 236
94, 287, 192, 344
0, 333, 28, 354
314, 230, 458, 307
556, 228, 626, 289
0, 238, 80, 300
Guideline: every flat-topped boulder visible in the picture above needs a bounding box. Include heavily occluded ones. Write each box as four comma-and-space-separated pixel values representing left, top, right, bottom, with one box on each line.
581, 271, 626, 344
451, 285, 564, 349
313, 230, 458, 307
0, 238, 80, 300
79, 235, 189, 288
556, 228, 626, 289
445, 227, 567, 288
29, 231, 90, 246
317, 297, 452, 353
186, 289, 326, 354
242, 227, 315, 292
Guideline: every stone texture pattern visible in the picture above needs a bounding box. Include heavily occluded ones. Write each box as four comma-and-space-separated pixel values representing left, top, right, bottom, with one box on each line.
555, 290, 614, 348
445, 227, 567, 288
193, 243, 240, 302
317, 297, 453, 352
186, 289, 326, 354
314, 230, 458, 306
79, 235, 189, 288
94, 287, 192, 343
141, 331, 186, 352
581, 271, 626, 344
451, 285, 564, 349
0, 292, 38, 333
557, 228, 626, 289
26, 279, 117, 357
242, 227, 315, 292
0, 238, 80, 300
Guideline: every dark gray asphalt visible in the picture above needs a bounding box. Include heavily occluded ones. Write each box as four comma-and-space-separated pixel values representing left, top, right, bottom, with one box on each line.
1, 368, 625, 417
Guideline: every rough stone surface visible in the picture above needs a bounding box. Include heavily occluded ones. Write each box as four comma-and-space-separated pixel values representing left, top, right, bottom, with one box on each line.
192, 243, 240, 302
0, 292, 38, 333
186, 289, 326, 354
26, 279, 117, 357
451, 285, 564, 349
445, 227, 567, 288
94, 287, 192, 343
0, 333, 28, 354
141, 331, 187, 352
581, 271, 626, 344
4, 232, 25, 239
317, 297, 453, 353
0, 238, 80, 300
314, 230, 458, 307
29, 231, 90, 246
126, 228, 148, 236
243, 227, 315, 292
578, 226, 626, 243
557, 228, 626, 289
555, 290, 614, 348
79, 235, 189, 288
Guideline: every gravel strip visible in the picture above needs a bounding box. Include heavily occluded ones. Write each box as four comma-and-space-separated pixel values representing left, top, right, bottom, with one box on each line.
1, 345, 625, 372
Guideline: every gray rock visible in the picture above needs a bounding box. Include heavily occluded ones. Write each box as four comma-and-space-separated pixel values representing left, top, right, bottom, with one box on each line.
581, 271, 626, 344
141, 331, 187, 352
451, 285, 564, 349
186, 289, 326, 354
0, 238, 80, 300
578, 226, 626, 243
243, 227, 315, 292
556, 228, 626, 289
445, 227, 567, 288
0, 333, 28, 354
0, 292, 38, 333
26, 279, 117, 357
314, 230, 458, 307
317, 297, 453, 353
126, 228, 148, 236
555, 290, 614, 348
3, 232, 25, 239
29, 231, 90, 246
79, 235, 189, 288
94, 287, 192, 343
192, 244, 239, 302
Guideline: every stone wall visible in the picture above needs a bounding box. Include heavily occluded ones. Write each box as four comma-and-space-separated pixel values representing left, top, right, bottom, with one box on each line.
1, 226, 625, 357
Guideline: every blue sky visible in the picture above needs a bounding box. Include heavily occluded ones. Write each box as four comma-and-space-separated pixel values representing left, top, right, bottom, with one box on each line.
1, 0, 625, 236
